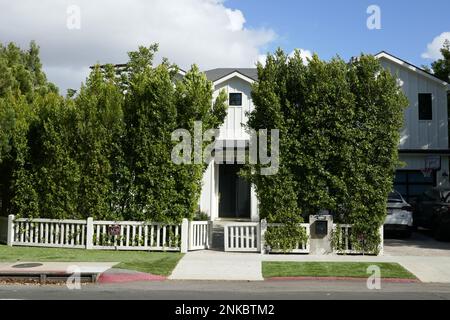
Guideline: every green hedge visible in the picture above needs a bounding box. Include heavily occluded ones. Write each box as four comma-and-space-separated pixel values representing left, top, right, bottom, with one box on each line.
0, 42, 227, 223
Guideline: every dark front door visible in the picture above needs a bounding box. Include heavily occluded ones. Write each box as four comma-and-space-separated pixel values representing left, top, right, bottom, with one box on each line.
219, 164, 251, 219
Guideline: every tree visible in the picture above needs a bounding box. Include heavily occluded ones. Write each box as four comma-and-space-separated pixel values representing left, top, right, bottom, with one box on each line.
0, 42, 57, 216
246, 49, 408, 252
1, 42, 227, 222
431, 40, 450, 82
72, 66, 124, 219
120, 45, 227, 222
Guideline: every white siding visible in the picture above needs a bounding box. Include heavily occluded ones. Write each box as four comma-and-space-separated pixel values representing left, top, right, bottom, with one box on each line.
379, 58, 449, 150
200, 75, 257, 221
213, 77, 254, 141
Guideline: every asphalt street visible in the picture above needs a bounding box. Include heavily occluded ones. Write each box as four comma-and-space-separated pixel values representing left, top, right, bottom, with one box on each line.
1, 280, 450, 300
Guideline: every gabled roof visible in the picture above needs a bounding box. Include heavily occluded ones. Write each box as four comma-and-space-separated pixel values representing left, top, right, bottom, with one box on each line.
375, 51, 449, 88
204, 68, 258, 84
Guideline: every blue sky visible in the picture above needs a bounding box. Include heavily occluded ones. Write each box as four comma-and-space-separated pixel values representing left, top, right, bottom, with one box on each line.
227, 0, 450, 67
1, 0, 448, 91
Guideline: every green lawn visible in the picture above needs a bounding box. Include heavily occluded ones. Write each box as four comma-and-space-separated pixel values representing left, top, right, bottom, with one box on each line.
0, 245, 183, 276
262, 262, 416, 279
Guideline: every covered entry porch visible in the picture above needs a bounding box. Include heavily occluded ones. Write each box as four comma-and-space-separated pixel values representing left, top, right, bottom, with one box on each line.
199, 158, 259, 222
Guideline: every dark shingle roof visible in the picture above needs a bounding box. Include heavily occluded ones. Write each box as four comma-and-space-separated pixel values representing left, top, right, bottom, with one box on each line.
203, 68, 258, 82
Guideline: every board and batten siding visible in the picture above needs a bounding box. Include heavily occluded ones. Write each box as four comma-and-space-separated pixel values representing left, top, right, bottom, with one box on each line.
379, 58, 449, 150
199, 76, 258, 220
213, 77, 254, 141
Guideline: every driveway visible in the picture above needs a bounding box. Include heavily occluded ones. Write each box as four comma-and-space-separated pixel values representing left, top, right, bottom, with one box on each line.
384, 230, 450, 257
382, 231, 450, 282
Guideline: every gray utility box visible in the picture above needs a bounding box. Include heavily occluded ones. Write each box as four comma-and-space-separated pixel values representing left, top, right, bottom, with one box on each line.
309, 215, 334, 255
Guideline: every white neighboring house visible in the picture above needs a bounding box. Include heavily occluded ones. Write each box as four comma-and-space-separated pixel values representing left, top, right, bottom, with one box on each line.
376, 52, 450, 203
198, 52, 450, 221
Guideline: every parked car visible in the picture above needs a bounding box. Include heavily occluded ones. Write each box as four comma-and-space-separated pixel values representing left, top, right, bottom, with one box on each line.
412, 187, 450, 240
384, 191, 414, 237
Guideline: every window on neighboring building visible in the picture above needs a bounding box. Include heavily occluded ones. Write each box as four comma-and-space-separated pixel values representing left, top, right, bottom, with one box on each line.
394, 170, 436, 203
229, 93, 242, 106
418, 93, 432, 120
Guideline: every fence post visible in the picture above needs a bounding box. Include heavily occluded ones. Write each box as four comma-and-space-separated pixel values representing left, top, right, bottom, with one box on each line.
378, 225, 384, 256
207, 221, 213, 249
180, 218, 189, 253
7, 214, 14, 246
260, 219, 267, 255
86, 217, 93, 250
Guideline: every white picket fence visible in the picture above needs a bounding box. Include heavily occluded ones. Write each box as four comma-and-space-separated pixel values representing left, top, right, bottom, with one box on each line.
333, 224, 384, 255
1, 215, 384, 256
91, 221, 181, 251
224, 222, 261, 252
264, 223, 310, 254
189, 221, 213, 251
12, 217, 88, 249
3, 215, 212, 253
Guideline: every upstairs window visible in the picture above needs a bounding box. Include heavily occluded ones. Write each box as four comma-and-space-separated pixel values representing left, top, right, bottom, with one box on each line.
418, 93, 432, 120
229, 93, 242, 106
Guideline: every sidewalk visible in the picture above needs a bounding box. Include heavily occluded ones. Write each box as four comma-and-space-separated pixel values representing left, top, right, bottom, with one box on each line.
265, 255, 450, 283
0, 262, 117, 274
169, 250, 263, 281
169, 251, 450, 283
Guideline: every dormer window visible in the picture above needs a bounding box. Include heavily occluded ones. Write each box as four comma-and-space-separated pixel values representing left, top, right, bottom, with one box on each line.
229, 93, 242, 106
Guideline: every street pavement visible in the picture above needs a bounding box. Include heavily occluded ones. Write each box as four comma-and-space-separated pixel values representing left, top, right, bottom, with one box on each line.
2, 280, 450, 300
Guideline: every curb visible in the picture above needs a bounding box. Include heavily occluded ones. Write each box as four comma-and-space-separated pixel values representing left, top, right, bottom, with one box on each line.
266, 276, 420, 283
97, 273, 167, 284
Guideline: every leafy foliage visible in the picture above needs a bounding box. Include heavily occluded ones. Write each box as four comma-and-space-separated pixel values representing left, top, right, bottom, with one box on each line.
0, 42, 226, 222
264, 224, 308, 253
245, 49, 408, 251
431, 40, 450, 82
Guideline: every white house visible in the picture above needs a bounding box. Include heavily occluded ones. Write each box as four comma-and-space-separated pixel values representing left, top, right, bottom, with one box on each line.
199, 69, 259, 222
198, 52, 450, 221
376, 52, 450, 202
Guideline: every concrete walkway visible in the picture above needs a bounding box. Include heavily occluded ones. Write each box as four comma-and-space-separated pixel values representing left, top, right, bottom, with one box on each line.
169, 251, 450, 283
169, 251, 263, 281
264, 254, 450, 283
0, 262, 117, 275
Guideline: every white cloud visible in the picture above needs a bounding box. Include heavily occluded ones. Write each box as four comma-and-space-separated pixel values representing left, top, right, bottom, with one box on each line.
225, 8, 245, 32
289, 48, 313, 62
422, 32, 450, 60
0, 0, 276, 92
257, 54, 267, 65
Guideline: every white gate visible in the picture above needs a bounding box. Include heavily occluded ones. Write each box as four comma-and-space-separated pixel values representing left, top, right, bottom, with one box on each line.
189, 221, 212, 251
224, 222, 260, 252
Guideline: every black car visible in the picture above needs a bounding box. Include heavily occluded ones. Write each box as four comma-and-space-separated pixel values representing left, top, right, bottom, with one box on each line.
411, 187, 450, 240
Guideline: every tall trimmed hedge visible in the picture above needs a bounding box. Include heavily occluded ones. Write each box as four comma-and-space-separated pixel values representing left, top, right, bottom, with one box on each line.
0, 43, 226, 222
245, 49, 408, 252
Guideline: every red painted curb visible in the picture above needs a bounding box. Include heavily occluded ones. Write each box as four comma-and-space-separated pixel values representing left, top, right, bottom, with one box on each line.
266, 276, 420, 283
97, 273, 167, 283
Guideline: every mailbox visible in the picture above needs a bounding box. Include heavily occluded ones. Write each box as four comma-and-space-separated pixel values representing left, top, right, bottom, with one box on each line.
315, 220, 328, 237
108, 225, 121, 236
